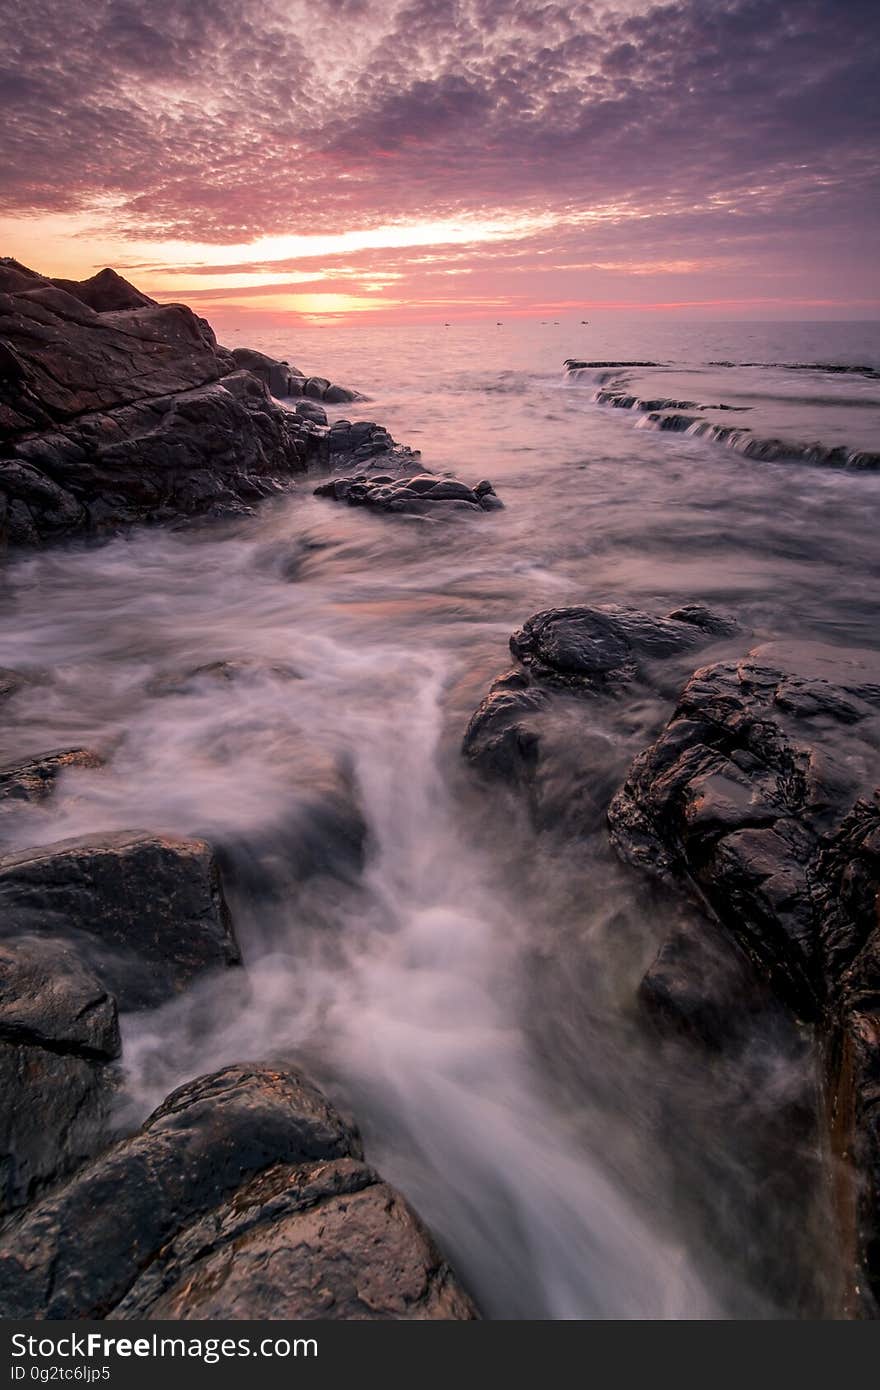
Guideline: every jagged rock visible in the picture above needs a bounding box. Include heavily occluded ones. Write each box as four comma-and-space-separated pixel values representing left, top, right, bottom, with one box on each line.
230, 347, 304, 399
0, 1062, 478, 1320
607, 639, 880, 1312
0, 747, 103, 808
0, 263, 386, 545
0, 831, 241, 1009
510, 603, 736, 692
294, 399, 328, 425
2, 370, 318, 542
463, 603, 735, 791
315, 472, 501, 517
0, 261, 230, 430
50, 268, 156, 314
325, 419, 419, 471
0, 936, 120, 1215
0, 935, 119, 1058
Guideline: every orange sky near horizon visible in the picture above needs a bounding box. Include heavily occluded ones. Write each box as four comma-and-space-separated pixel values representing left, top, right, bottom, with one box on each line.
2, 1, 878, 325
5, 207, 877, 325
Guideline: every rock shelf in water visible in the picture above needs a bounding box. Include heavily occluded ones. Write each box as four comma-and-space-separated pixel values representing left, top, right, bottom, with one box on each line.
0, 259, 409, 545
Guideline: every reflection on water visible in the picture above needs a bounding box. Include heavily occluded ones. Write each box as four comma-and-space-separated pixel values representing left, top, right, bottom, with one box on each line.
0, 320, 877, 1317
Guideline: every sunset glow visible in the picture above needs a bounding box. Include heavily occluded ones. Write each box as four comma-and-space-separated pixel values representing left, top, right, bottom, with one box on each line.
1, 0, 878, 322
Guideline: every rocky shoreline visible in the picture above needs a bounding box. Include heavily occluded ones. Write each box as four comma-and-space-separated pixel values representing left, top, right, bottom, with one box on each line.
1, 262, 878, 1319
0, 261, 485, 1319
0, 258, 496, 546
464, 608, 880, 1316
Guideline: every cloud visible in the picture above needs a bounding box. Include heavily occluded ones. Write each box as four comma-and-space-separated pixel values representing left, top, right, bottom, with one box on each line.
0, 0, 877, 313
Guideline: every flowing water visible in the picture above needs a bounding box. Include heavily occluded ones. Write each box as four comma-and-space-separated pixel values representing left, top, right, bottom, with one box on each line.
1, 319, 879, 1318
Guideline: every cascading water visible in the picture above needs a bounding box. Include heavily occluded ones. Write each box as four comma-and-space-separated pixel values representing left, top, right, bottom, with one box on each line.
1, 317, 877, 1317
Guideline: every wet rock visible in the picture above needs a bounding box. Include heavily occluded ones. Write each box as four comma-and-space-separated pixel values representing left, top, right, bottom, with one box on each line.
0, 263, 384, 545
0, 1044, 116, 1218
0, 1062, 478, 1321
510, 603, 736, 692
323, 383, 360, 404
463, 603, 735, 790
324, 419, 420, 472
638, 916, 780, 1050
0, 936, 120, 1214
462, 670, 550, 788
0, 935, 119, 1058
303, 376, 330, 400
315, 472, 501, 517
230, 348, 303, 399
0, 748, 103, 809
0, 831, 241, 1009
608, 642, 880, 1011
4, 370, 318, 542
294, 399, 328, 425
607, 640, 880, 1311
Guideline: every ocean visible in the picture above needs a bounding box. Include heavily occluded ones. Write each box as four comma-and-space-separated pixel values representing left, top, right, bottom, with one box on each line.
1, 318, 878, 1318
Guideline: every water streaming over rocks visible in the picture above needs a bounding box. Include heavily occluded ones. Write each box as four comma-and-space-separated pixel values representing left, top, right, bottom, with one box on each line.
1, 318, 878, 1317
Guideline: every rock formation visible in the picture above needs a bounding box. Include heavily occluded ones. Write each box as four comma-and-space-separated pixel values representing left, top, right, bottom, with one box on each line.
0, 1062, 477, 1320
608, 640, 880, 1314
315, 472, 502, 516
0, 260, 405, 545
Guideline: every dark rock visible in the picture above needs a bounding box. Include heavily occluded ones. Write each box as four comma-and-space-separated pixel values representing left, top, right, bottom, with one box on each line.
0, 268, 229, 430
0, 1062, 478, 1320
323, 383, 360, 404
0, 831, 241, 1010
638, 916, 780, 1050
510, 603, 735, 692
50, 268, 156, 314
0, 1042, 116, 1217
230, 348, 303, 399
3, 370, 318, 542
0, 748, 103, 809
0, 264, 389, 545
463, 603, 735, 789
294, 399, 328, 425
303, 376, 330, 400
0, 935, 120, 1214
462, 670, 550, 787
228, 350, 360, 406
609, 641, 880, 1010
0, 935, 119, 1061
608, 639, 880, 1311
315, 471, 501, 518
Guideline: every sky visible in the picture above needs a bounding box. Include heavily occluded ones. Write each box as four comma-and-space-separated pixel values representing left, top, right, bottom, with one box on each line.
0, 0, 878, 323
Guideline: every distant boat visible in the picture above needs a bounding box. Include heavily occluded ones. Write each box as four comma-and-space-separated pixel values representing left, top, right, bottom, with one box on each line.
581, 320, 590, 324
496, 321, 503, 326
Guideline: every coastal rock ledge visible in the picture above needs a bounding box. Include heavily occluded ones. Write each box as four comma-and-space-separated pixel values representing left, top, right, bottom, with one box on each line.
0, 1062, 478, 1320
0, 259, 402, 545
608, 640, 880, 1315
